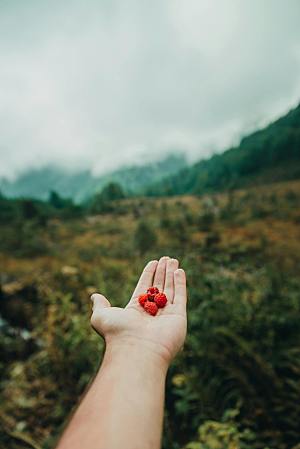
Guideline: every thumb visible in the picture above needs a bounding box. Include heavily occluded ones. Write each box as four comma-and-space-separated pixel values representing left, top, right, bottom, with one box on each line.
90, 293, 111, 336
90, 293, 111, 311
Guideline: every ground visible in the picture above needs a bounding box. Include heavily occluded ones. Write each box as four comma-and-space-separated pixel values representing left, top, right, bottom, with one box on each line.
1, 180, 300, 449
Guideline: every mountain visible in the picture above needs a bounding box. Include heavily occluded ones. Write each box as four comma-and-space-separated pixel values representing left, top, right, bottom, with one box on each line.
0, 154, 187, 202
2, 104, 300, 202
147, 103, 300, 196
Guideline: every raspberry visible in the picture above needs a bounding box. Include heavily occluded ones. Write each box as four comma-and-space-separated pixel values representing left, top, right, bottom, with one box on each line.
144, 301, 158, 316
154, 292, 167, 308
138, 294, 149, 307
147, 286, 159, 300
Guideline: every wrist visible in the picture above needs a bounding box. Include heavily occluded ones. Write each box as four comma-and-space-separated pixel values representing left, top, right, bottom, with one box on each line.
103, 336, 170, 374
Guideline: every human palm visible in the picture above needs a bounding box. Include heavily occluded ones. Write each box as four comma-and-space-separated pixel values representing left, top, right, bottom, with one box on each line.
91, 257, 187, 363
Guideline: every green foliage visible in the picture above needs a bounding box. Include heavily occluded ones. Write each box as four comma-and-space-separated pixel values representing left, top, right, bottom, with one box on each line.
88, 182, 125, 213
0, 191, 83, 232
1, 180, 300, 449
166, 256, 300, 449
100, 182, 125, 201
0, 291, 101, 449
148, 103, 300, 196
184, 408, 256, 449
198, 211, 215, 232
134, 220, 157, 254
0, 154, 187, 201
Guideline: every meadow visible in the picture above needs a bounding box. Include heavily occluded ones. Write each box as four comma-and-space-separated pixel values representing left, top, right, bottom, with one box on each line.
1, 180, 300, 449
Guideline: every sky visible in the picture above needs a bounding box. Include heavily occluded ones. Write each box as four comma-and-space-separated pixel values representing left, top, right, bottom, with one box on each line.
0, 0, 300, 179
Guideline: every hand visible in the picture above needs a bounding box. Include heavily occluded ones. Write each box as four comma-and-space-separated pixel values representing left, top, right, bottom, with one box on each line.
90, 256, 187, 365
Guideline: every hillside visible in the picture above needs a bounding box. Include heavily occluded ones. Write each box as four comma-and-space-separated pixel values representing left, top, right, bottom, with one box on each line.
147, 103, 300, 196
2, 104, 299, 203
1, 179, 300, 449
0, 154, 186, 202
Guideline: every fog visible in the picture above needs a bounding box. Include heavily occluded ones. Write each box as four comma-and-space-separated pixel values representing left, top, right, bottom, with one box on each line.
0, 0, 299, 178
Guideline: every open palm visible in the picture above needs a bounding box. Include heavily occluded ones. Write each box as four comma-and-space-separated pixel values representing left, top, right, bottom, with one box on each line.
90, 257, 187, 363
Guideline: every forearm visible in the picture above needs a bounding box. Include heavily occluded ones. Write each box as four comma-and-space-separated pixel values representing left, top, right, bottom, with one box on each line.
56, 257, 187, 449
57, 339, 168, 449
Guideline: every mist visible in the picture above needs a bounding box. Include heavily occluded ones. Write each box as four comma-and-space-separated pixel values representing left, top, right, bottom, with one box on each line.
0, 0, 299, 179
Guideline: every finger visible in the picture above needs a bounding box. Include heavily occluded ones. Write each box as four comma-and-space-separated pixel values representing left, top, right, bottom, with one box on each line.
173, 269, 187, 313
130, 260, 158, 302
90, 293, 111, 334
164, 258, 179, 303
90, 293, 111, 311
153, 256, 170, 291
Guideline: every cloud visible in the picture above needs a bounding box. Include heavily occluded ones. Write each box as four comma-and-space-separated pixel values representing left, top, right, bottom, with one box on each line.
0, 0, 299, 178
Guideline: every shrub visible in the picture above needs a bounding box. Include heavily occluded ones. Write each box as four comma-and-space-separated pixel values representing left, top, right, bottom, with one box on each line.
134, 221, 157, 254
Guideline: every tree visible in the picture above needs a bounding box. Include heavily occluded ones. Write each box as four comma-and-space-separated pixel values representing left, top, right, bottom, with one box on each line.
100, 182, 125, 202
89, 182, 125, 214
134, 221, 157, 254
21, 200, 40, 220
49, 191, 65, 209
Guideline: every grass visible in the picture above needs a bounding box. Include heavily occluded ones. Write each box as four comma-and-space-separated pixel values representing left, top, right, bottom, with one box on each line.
0, 179, 300, 449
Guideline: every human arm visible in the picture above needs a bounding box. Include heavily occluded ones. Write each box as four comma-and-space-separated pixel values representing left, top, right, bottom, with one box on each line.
56, 256, 187, 449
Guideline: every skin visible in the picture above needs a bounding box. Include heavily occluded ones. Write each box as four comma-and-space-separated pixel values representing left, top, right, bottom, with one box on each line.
56, 256, 187, 449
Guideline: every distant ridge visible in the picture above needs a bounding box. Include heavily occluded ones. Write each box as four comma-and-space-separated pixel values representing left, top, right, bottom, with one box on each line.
1, 104, 300, 202
0, 154, 186, 202
146, 103, 300, 196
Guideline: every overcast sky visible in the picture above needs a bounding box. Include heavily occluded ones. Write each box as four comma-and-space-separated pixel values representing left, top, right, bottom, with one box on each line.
0, 0, 299, 179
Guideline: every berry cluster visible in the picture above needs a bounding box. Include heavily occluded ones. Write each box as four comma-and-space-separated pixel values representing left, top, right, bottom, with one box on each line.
138, 286, 167, 316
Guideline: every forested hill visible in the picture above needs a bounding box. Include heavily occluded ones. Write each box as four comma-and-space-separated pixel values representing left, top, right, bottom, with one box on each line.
147, 103, 300, 196
1, 104, 300, 202
0, 154, 186, 202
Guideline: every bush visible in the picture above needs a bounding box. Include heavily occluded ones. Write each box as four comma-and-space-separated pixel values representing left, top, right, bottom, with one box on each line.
134, 221, 157, 254
184, 408, 256, 449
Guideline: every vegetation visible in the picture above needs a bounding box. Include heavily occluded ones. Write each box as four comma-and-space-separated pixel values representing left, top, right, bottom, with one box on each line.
1, 179, 300, 449
0, 154, 186, 202
2, 103, 300, 208
147, 103, 300, 196
134, 221, 157, 254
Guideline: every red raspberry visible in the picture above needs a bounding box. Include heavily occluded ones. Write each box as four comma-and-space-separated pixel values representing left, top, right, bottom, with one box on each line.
147, 286, 159, 300
138, 294, 149, 307
154, 292, 167, 308
144, 301, 158, 316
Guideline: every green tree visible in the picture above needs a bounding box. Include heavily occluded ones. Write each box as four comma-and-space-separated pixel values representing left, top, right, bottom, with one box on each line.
49, 190, 65, 209
100, 182, 125, 202
134, 221, 157, 254
89, 183, 125, 213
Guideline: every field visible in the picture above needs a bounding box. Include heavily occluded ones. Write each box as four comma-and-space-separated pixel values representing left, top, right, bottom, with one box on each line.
1, 180, 300, 449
